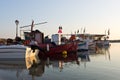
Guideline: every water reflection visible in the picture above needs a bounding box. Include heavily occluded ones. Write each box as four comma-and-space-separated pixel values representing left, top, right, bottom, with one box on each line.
0, 45, 111, 80
77, 51, 90, 68
47, 53, 80, 72
77, 51, 90, 62
28, 59, 45, 80
26, 52, 80, 79
0, 58, 26, 80
94, 45, 111, 60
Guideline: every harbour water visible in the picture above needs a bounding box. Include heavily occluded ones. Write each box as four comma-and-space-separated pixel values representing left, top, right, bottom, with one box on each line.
0, 43, 120, 80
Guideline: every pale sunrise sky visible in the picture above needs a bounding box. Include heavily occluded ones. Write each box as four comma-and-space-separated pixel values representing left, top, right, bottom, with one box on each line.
0, 0, 120, 40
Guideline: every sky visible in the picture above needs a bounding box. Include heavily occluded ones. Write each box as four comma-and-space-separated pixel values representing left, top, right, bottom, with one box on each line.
0, 0, 120, 40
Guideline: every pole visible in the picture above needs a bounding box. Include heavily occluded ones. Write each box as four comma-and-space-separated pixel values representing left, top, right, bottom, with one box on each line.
15, 20, 19, 37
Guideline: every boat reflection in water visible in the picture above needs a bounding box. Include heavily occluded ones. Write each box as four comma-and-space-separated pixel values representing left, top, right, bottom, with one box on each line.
0, 45, 111, 80
0, 58, 26, 80
0, 51, 79, 79
94, 45, 111, 60
45, 52, 80, 72
26, 45, 111, 79
77, 51, 90, 68
25, 48, 45, 79
77, 45, 110, 67
25, 52, 80, 79
0, 51, 43, 80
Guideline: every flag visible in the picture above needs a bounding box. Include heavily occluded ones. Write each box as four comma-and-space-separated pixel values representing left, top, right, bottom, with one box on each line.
77, 29, 79, 33
83, 28, 85, 34
31, 20, 34, 32
108, 29, 110, 35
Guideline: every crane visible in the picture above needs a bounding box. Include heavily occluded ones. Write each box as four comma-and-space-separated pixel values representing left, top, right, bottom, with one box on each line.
20, 20, 47, 38
20, 20, 47, 32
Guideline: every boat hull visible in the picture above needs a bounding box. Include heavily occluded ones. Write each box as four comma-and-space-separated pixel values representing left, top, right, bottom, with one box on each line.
77, 42, 88, 52
46, 42, 77, 55
0, 45, 26, 59
26, 42, 77, 59
0, 45, 26, 53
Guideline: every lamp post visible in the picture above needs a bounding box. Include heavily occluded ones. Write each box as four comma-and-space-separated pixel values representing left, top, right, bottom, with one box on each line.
15, 20, 19, 37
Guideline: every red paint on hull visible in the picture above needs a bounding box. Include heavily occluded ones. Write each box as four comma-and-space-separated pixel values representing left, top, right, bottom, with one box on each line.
38, 42, 77, 58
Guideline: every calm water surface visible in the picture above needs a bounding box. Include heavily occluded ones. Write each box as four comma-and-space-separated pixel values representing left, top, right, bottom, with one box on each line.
0, 43, 120, 80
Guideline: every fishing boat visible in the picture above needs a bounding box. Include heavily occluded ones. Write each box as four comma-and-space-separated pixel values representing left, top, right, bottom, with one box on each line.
21, 21, 78, 59
24, 30, 77, 58
94, 34, 110, 47
26, 41, 77, 59
77, 41, 89, 52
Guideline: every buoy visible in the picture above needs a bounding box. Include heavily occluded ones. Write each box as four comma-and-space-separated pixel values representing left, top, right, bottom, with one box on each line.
62, 50, 67, 58
62, 50, 67, 55
62, 54, 67, 58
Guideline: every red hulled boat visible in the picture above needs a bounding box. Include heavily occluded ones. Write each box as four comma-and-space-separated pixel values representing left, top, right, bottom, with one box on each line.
23, 21, 77, 58
26, 42, 77, 59
38, 42, 77, 57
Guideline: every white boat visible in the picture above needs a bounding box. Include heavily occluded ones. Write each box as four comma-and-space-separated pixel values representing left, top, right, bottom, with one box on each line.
96, 40, 110, 47
77, 40, 89, 52
0, 45, 26, 53
103, 40, 110, 46
0, 45, 26, 59
76, 34, 96, 51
